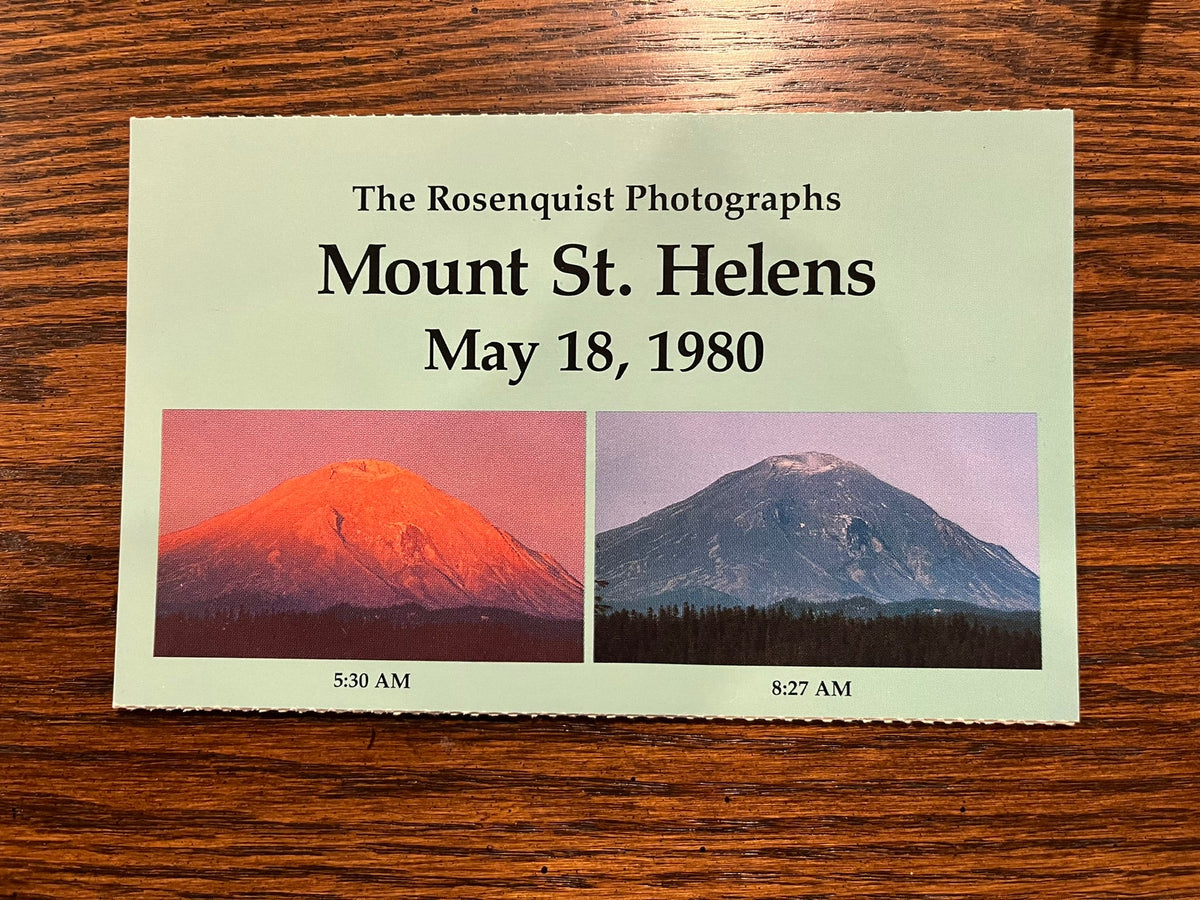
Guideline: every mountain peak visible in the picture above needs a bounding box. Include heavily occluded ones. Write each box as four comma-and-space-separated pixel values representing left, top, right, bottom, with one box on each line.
757, 452, 860, 476
321, 458, 408, 479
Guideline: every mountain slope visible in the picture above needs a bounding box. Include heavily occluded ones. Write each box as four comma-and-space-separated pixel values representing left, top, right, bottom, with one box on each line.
596, 452, 1038, 611
158, 459, 582, 619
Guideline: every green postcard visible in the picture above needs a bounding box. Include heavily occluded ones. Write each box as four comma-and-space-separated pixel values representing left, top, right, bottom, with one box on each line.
116, 111, 1077, 721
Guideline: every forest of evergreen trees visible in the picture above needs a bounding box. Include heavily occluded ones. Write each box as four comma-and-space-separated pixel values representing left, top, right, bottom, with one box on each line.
594, 603, 1041, 668
155, 605, 583, 662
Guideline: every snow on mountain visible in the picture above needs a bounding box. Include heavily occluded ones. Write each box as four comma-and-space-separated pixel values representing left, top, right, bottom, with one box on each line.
157, 459, 582, 619
596, 452, 1038, 612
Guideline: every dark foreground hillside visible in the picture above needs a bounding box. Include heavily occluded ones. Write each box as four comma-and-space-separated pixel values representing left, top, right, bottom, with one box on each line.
156, 604, 583, 661
595, 604, 1040, 668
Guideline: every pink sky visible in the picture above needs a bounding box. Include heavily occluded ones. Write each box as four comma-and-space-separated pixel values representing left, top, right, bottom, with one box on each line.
159, 409, 585, 579
596, 412, 1039, 573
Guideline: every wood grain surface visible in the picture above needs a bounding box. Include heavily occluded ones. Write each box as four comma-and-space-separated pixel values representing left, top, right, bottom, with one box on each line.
3, 0, 1199, 896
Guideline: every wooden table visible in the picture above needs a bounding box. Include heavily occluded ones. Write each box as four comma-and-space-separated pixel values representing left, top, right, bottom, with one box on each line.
3, 1, 1198, 896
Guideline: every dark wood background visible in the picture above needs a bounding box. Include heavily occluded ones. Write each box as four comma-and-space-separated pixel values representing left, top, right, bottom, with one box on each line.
3, 0, 1198, 896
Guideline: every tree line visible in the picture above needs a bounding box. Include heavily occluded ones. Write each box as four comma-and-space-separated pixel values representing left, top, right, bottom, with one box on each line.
155, 607, 583, 662
595, 603, 1041, 668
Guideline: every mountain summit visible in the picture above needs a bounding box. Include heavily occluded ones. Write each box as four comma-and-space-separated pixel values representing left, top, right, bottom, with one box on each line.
596, 452, 1038, 612
158, 459, 582, 619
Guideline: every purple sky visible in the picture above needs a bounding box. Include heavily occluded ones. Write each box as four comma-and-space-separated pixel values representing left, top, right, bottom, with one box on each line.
160, 409, 585, 579
596, 412, 1039, 573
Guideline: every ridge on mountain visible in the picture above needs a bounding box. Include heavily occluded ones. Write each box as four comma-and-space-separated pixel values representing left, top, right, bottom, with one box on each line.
157, 458, 583, 620
596, 451, 1038, 613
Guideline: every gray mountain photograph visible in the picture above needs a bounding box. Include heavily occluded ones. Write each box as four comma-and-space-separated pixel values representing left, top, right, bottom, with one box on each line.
594, 414, 1041, 668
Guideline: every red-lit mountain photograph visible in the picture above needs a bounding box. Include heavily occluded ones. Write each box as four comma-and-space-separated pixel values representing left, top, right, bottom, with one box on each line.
154, 410, 585, 661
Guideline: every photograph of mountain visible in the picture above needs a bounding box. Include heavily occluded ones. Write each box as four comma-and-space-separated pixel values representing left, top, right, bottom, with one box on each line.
154, 410, 585, 661
595, 413, 1040, 668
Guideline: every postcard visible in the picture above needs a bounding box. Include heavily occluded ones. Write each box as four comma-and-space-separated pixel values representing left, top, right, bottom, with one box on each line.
116, 111, 1077, 721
